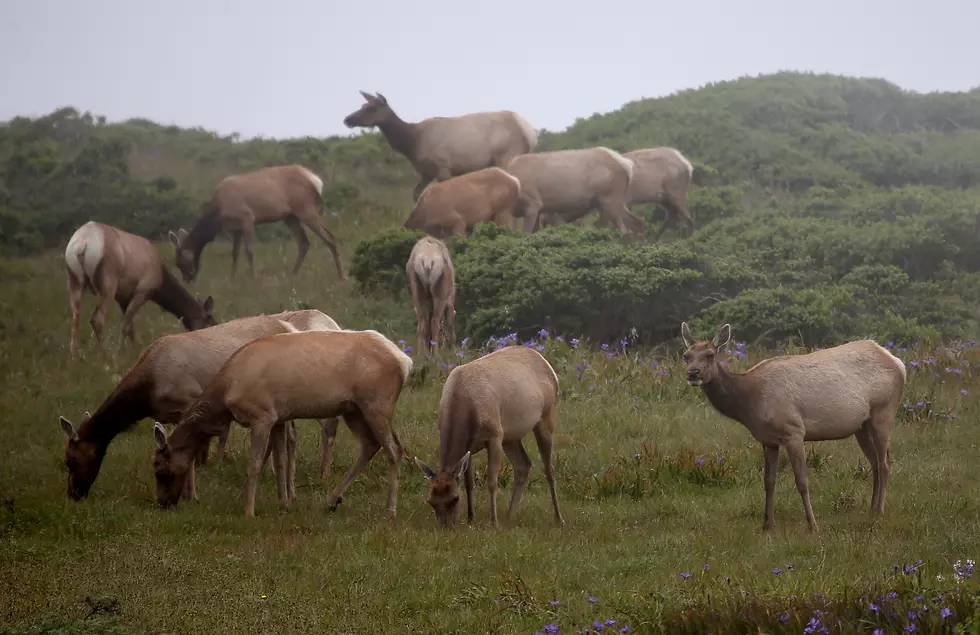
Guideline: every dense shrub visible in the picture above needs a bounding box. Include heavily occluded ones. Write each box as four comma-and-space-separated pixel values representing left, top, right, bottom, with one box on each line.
350, 228, 428, 295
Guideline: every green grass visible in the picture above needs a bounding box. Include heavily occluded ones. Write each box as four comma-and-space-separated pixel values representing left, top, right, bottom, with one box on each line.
1, 238, 979, 634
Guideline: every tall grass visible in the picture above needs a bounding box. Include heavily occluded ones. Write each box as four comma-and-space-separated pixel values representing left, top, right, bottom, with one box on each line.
1, 240, 979, 634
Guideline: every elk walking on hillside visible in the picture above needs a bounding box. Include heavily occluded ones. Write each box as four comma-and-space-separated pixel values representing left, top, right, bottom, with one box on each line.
152, 329, 413, 519
504, 147, 642, 234
623, 148, 696, 240
407, 236, 456, 356
680, 322, 907, 533
403, 167, 522, 237
342, 91, 538, 202
64, 221, 216, 358
169, 164, 347, 283
58, 310, 342, 502
415, 346, 563, 529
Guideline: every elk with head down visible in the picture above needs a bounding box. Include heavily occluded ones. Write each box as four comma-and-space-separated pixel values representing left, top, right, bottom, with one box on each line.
504, 147, 642, 234
342, 91, 538, 202
403, 167, 522, 238
65, 221, 216, 358
680, 322, 906, 534
169, 164, 347, 283
414, 345, 564, 529
623, 147, 696, 240
406, 236, 456, 357
151, 329, 413, 519
58, 309, 343, 502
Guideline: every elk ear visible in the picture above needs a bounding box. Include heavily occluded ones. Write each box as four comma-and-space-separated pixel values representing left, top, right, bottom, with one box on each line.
178, 228, 189, 242
452, 451, 471, 481
713, 324, 732, 349
414, 457, 436, 481
168, 230, 181, 249
83, 410, 92, 422
60, 416, 79, 441
375, 92, 387, 105
681, 322, 695, 348
202, 296, 214, 313
359, 90, 375, 102
153, 422, 169, 452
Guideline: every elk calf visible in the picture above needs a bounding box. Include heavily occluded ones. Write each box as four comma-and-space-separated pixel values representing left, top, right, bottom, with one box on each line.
403, 167, 522, 237
415, 346, 563, 529
65, 221, 216, 357
152, 329, 413, 519
681, 322, 907, 533
406, 236, 456, 356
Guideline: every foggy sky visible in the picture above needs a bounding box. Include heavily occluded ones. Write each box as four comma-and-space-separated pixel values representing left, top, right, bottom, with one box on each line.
2, 0, 978, 141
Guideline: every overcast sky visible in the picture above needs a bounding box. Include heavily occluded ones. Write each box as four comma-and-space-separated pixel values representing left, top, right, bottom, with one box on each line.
2, 0, 978, 141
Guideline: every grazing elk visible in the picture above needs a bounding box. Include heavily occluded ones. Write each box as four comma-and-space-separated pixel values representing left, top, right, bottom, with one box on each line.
680, 322, 907, 533
504, 148, 642, 234
58, 310, 342, 501
415, 346, 563, 529
169, 164, 347, 282
65, 221, 216, 358
407, 236, 456, 356
342, 91, 538, 202
403, 167, 522, 237
152, 329, 413, 519
623, 148, 696, 240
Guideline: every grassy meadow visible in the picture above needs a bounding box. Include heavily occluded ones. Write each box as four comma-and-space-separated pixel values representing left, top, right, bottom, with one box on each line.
1, 236, 979, 635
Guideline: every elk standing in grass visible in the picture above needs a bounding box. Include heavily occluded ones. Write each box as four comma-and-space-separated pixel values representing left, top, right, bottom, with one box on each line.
152, 329, 413, 519
65, 221, 216, 358
680, 322, 907, 533
403, 167, 522, 237
342, 91, 538, 202
505, 147, 642, 234
414, 346, 563, 529
407, 236, 456, 356
169, 164, 347, 282
58, 310, 342, 501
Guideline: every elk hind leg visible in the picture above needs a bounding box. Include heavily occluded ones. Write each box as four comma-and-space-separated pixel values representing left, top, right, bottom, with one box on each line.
854, 422, 882, 516
326, 412, 381, 512
502, 440, 532, 522
318, 417, 339, 479
298, 207, 347, 280
867, 408, 895, 516
533, 410, 564, 525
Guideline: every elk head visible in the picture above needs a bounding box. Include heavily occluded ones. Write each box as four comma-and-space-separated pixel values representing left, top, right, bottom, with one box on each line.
151, 422, 190, 509
681, 322, 731, 387
414, 451, 471, 529
343, 91, 393, 128
182, 295, 216, 332
169, 229, 197, 283
59, 413, 104, 500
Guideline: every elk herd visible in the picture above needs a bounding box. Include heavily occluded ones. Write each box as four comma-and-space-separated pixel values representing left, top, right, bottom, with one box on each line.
56, 91, 908, 533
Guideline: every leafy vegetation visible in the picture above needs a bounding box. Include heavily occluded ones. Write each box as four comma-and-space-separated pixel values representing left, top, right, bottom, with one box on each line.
3, 71, 980, 632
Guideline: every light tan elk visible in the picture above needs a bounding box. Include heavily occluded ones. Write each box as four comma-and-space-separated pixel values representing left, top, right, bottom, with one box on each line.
414, 346, 563, 529
169, 164, 347, 282
152, 329, 413, 519
624, 148, 696, 240
505, 147, 642, 233
342, 91, 538, 202
680, 322, 907, 533
58, 310, 342, 501
403, 167, 522, 237
65, 221, 216, 358
407, 236, 456, 356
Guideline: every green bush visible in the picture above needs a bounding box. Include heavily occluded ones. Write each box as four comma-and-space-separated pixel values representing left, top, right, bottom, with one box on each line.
350, 228, 428, 295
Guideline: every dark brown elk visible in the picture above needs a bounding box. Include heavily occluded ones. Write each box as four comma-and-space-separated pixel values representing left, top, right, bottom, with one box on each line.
403, 167, 521, 237
406, 236, 456, 356
152, 329, 413, 519
414, 346, 563, 529
58, 310, 341, 501
65, 221, 216, 358
681, 322, 906, 533
169, 164, 347, 282
342, 91, 538, 202
504, 148, 642, 234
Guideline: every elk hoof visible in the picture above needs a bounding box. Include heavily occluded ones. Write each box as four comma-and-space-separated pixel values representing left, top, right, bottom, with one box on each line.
327, 496, 343, 512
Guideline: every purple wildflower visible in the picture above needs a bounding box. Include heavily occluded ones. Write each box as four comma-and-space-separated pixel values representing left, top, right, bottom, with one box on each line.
543, 625, 559, 634
703, 564, 710, 572
869, 603, 880, 613
538, 329, 549, 339
772, 567, 783, 575
536, 345, 546, 353
962, 389, 970, 396
592, 621, 604, 632
549, 600, 560, 607
695, 457, 704, 467
776, 613, 789, 623
588, 596, 597, 604
680, 572, 691, 580
940, 607, 952, 620
618, 628, 631, 634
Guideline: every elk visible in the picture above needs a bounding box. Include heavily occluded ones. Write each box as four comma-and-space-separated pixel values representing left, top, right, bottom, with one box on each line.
680, 322, 907, 533
65, 221, 216, 358
169, 164, 347, 282
152, 329, 413, 519
58, 310, 342, 501
504, 147, 642, 234
342, 91, 538, 202
623, 148, 696, 241
403, 167, 522, 237
407, 236, 456, 356
414, 346, 563, 529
